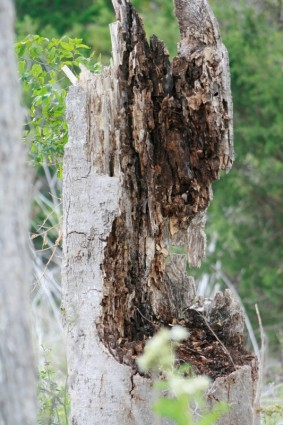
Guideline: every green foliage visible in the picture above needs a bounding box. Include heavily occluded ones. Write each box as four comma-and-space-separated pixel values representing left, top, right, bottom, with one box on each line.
211, 1, 283, 160
15, 0, 114, 62
15, 0, 179, 62
138, 327, 228, 425
16, 0, 99, 36
15, 35, 100, 169
38, 350, 69, 425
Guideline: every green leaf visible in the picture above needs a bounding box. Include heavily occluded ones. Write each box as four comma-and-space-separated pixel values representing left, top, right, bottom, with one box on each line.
76, 43, 90, 49
18, 60, 26, 75
153, 396, 191, 425
31, 63, 42, 78
60, 41, 74, 51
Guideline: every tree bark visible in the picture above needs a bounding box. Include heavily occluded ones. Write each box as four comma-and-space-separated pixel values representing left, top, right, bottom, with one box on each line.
0, 1, 37, 425
62, 0, 259, 424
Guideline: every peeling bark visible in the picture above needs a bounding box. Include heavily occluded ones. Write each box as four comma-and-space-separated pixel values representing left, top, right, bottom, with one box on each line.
62, 0, 259, 424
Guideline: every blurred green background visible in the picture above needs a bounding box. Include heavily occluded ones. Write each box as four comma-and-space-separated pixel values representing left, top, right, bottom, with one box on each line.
15, 0, 283, 354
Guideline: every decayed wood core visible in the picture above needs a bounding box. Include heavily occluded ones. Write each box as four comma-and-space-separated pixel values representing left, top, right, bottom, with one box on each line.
87, 0, 255, 380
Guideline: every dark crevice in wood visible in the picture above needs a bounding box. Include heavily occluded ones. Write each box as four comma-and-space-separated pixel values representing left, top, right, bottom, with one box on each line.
94, 0, 251, 382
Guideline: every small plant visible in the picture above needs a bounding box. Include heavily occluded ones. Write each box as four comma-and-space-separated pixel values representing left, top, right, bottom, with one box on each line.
38, 348, 69, 425
15, 35, 100, 172
138, 326, 228, 425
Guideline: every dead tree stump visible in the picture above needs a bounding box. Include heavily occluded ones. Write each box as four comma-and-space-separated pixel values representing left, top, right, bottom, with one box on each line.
62, 0, 259, 423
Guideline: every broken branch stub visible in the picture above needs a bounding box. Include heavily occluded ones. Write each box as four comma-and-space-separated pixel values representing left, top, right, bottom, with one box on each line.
62, 0, 259, 423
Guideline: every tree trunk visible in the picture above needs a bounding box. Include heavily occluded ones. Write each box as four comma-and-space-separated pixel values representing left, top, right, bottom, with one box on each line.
62, 0, 259, 424
0, 1, 37, 425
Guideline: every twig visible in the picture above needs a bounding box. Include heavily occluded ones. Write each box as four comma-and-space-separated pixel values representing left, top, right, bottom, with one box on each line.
194, 310, 236, 370
135, 306, 156, 327
32, 230, 62, 293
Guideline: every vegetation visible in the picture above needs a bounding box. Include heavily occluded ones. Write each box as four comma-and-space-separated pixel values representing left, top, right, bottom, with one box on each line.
16, 35, 99, 171
38, 349, 69, 425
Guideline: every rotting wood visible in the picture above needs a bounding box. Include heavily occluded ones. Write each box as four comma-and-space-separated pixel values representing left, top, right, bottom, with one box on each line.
95, 0, 239, 371
62, 0, 259, 424
97, 0, 235, 353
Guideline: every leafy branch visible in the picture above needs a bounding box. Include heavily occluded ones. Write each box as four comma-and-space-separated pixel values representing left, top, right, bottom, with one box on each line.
15, 35, 101, 173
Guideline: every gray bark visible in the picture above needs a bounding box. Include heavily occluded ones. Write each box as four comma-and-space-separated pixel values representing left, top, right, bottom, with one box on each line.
62, 0, 259, 424
0, 1, 37, 425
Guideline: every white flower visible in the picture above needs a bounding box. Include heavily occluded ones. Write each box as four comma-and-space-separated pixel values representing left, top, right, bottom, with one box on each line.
169, 375, 210, 397
169, 325, 189, 341
137, 329, 171, 372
